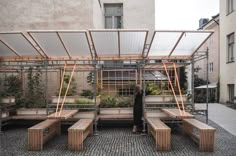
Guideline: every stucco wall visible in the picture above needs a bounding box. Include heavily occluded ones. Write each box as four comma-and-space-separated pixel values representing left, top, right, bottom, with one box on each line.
0, 0, 94, 31
220, 0, 236, 102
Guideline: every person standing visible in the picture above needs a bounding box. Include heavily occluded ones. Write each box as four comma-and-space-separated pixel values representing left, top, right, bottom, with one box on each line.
133, 85, 143, 133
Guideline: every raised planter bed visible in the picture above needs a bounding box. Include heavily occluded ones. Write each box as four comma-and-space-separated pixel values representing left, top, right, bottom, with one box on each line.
145, 95, 188, 104
16, 108, 47, 115
0, 96, 15, 104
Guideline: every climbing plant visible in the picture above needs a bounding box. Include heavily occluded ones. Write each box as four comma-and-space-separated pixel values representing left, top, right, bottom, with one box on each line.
25, 67, 45, 108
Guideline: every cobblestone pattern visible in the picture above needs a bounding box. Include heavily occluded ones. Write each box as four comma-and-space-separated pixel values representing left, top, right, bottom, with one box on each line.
1, 116, 236, 156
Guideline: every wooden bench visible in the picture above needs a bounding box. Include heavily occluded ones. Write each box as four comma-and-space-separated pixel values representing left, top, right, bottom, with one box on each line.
28, 119, 61, 151
183, 119, 215, 152
68, 119, 93, 151
146, 118, 171, 151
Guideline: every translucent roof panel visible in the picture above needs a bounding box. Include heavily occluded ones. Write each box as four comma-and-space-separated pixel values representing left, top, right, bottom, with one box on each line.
120, 31, 147, 55
0, 41, 18, 57
148, 31, 213, 58
59, 32, 91, 57
90, 31, 118, 56
0, 33, 40, 56
172, 32, 212, 56
149, 32, 182, 56
29, 32, 67, 57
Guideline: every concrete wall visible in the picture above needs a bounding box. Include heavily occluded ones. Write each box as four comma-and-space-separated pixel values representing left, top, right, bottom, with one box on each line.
0, 0, 94, 31
220, 0, 236, 102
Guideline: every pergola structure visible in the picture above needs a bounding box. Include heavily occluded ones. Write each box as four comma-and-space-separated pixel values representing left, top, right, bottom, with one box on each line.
0, 29, 213, 132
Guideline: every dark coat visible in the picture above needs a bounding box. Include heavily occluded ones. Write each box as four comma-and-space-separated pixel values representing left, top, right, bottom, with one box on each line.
133, 91, 143, 126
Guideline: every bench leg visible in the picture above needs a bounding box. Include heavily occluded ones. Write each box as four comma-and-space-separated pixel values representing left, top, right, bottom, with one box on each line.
183, 122, 193, 136
147, 124, 151, 135
89, 123, 93, 136
199, 130, 215, 152
68, 130, 83, 151
156, 130, 171, 151
28, 129, 43, 151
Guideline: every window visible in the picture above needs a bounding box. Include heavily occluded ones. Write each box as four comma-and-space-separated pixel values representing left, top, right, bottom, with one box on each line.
227, 0, 234, 14
209, 62, 213, 72
104, 3, 123, 29
228, 84, 235, 102
227, 33, 235, 63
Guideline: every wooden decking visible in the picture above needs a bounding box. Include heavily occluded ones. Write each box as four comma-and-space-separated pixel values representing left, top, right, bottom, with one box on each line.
47, 110, 78, 120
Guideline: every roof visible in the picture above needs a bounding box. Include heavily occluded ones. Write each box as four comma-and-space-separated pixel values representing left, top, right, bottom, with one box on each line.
0, 29, 213, 61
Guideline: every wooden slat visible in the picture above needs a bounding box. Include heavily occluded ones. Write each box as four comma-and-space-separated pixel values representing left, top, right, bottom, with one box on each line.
146, 118, 171, 151
161, 108, 194, 118
28, 119, 61, 151
183, 118, 215, 152
68, 119, 93, 151
47, 110, 78, 120
183, 119, 215, 130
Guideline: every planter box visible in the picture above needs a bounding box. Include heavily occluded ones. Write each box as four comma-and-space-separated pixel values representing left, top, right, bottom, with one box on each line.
1, 97, 15, 104
145, 95, 188, 104
51, 96, 100, 105
1, 111, 9, 118
16, 108, 47, 115
51, 96, 77, 104
99, 108, 133, 115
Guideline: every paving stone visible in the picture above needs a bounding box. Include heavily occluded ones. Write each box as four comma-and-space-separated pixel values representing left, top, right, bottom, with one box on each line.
0, 116, 236, 156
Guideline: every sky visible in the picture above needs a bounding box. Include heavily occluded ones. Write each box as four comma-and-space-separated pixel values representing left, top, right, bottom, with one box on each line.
155, 0, 219, 30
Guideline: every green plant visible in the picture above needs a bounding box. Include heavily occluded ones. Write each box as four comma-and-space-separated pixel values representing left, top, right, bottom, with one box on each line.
80, 89, 94, 98
25, 67, 45, 108
1, 75, 23, 106
76, 97, 94, 104
146, 82, 161, 95
99, 95, 132, 108
57, 74, 77, 96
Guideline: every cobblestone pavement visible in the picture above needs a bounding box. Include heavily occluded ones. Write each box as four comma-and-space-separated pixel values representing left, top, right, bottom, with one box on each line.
1, 117, 236, 156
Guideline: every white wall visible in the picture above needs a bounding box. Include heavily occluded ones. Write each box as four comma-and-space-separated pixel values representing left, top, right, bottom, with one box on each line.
220, 0, 236, 102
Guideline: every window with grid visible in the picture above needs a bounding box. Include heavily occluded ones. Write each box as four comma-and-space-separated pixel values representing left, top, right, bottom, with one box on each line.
209, 62, 213, 72
227, 0, 234, 15
228, 84, 235, 102
104, 3, 123, 29
227, 33, 234, 63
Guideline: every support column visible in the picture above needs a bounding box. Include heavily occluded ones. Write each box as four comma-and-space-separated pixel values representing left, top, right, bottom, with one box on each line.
206, 48, 209, 124
45, 60, 49, 115
191, 57, 195, 112
142, 67, 146, 133
94, 64, 98, 135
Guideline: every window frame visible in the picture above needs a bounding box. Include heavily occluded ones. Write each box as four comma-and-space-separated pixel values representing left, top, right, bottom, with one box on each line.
104, 3, 123, 29
226, 33, 235, 63
226, 0, 234, 15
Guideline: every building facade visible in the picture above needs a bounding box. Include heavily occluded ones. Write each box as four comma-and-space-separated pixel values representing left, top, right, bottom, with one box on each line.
0, 0, 155, 96
196, 15, 219, 85
0, 0, 155, 31
220, 0, 236, 103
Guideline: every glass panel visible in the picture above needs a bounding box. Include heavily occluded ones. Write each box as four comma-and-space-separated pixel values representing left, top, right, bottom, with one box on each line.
59, 32, 91, 57
0, 33, 39, 56
149, 32, 182, 56
0, 41, 17, 56
104, 4, 123, 16
105, 16, 113, 29
91, 31, 118, 56
120, 31, 146, 55
30, 32, 67, 57
172, 32, 211, 56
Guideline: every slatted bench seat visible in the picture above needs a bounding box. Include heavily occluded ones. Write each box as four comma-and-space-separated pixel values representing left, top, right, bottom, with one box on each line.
146, 118, 171, 151
183, 119, 215, 152
28, 119, 61, 151
68, 119, 93, 151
